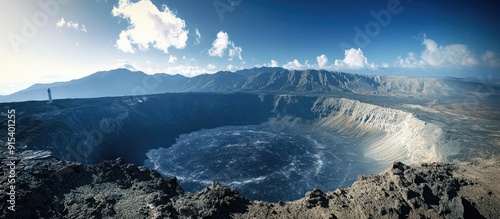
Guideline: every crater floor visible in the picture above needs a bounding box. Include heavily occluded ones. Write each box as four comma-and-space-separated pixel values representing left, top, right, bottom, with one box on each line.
146, 121, 383, 202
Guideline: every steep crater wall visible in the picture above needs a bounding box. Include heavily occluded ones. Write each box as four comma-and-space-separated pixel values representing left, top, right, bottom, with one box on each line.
1, 93, 446, 167
309, 97, 445, 164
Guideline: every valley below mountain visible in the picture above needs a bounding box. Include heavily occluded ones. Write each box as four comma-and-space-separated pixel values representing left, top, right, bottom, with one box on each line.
1, 69, 499, 218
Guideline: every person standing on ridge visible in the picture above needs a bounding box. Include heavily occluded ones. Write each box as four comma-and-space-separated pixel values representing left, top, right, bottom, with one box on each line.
47, 88, 53, 104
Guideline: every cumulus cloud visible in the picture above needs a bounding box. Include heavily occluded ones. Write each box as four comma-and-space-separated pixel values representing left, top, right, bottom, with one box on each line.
168, 55, 177, 63
208, 31, 243, 61
227, 64, 235, 70
267, 60, 279, 67
421, 38, 478, 67
393, 37, 500, 69
207, 63, 217, 70
160, 64, 217, 77
481, 51, 500, 67
112, 0, 189, 53
395, 52, 425, 69
208, 31, 228, 57
334, 48, 375, 69
316, 54, 328, 68
283, 59, 305, 70
56, 18, 87, 32
116, 31, 135, 53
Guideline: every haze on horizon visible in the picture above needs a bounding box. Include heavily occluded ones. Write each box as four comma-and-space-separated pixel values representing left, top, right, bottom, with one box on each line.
1, 0, 499, 95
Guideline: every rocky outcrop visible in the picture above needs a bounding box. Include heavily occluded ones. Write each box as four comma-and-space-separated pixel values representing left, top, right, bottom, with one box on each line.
237, 159, 499, 219
172, 182, 249, 218
1, 156, 498, 218
0, 157, 183, 218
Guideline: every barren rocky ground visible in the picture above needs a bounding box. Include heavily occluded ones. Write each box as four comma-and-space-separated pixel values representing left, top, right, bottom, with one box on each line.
1, 155, 498, 219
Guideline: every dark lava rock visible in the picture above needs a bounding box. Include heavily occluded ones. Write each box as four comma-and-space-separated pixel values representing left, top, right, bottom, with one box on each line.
2, 157, 498, 219
172, 182, 249, 218
1, 157, 182, 219
305, 188, 329, 208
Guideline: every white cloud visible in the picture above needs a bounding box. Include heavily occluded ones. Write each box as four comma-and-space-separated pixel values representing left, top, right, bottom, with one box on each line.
114, 59, 138, 71
160, 64, 218, 77
56, 18, 87, 32
421, 38, 478, 67
116, 31, 135, 53
208, 31, 243, 61
227, 64, 235, 70
481, 51, 500, 67
229, 45, 243, 61
393, 37, 498, 69
168, 55, 177, 63
305, 60, 311, 67
334, 48, 375, 69
283, 59, 304, 70
382, 63, 390, 68
56, 18, 65, 27
194, 28, 201, 45
207, 63, 217, 70
67, 21, 78, 29
270, 60, 279, 67
112, 0, 189, 53
395, 52, 425, 69
316, 54, 328, 68
267, 60, 279, 67
137, 62, 218, 77
209, 31, 229, 57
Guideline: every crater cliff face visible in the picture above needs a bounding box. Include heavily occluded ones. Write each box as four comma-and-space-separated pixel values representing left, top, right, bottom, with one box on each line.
268, 95, 446, 166
0, 93, 276, 164
1, 93, 448, 168
0, 92, 496, 218
310, 97, 445, 164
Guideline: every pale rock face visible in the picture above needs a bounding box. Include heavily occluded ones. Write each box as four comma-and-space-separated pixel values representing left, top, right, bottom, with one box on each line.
312, 97, 444, 164
269, 96, 445, 165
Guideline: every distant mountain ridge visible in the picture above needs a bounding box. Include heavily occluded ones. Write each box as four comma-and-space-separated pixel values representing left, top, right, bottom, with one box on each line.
0, 67, 496, 102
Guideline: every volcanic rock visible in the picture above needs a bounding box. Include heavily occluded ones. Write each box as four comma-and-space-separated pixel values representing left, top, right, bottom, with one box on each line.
1, 156, 498, 219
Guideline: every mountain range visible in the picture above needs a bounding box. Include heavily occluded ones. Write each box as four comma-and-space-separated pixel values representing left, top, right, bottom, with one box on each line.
1, 67, 497, 103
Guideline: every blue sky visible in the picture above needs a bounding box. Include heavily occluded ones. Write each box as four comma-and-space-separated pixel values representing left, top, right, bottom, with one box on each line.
1, 0, 499, 94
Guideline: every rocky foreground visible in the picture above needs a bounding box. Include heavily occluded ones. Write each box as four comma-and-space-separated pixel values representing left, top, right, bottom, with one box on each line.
1, 156, 498, 219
